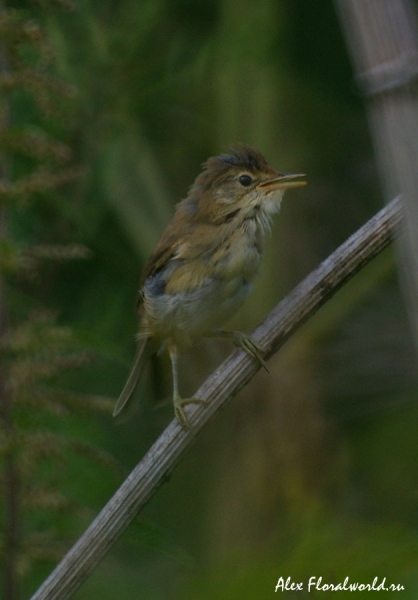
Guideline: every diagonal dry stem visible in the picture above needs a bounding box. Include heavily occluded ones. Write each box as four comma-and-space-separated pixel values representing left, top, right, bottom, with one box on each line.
30, 196, 402, 600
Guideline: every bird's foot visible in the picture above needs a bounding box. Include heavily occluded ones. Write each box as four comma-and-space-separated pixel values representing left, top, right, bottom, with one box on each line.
173, 393, 208, 430
232, 331, 269, 372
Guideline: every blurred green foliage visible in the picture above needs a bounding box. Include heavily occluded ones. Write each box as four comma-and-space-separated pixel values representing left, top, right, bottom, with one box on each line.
1, 0, 416, 598
0, 2, 121, 598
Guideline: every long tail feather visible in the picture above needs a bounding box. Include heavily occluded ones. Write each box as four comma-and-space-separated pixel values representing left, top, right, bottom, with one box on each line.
113, 338, 150, 417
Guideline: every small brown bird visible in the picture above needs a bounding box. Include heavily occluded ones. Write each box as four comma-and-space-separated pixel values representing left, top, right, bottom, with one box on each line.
114, 144, 306, 428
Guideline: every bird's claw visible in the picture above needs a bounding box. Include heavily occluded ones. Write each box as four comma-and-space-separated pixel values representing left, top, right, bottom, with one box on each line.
232, 332, 269, 372
173, 394, 208, 430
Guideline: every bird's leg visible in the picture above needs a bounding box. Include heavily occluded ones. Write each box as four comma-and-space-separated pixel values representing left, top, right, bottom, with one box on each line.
168, 344, 208, 430
210, 330, 269, 372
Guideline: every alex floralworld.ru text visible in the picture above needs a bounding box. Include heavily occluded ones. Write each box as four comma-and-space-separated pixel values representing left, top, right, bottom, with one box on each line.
275, 576, 405, 592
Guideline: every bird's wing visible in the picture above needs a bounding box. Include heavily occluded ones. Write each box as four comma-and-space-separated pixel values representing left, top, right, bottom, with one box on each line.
135, 221, 192, 311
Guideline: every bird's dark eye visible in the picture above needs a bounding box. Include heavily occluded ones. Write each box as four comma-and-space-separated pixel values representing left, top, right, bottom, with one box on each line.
238, 174, 253, 187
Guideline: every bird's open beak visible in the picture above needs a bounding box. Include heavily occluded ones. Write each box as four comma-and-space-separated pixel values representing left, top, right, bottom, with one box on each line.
257, 173, 306, 191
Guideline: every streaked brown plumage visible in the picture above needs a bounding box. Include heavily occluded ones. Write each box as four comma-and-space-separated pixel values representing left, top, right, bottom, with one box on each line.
114, 144, 306, 428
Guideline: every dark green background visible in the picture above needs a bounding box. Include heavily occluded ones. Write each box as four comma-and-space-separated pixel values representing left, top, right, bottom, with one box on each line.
9, 0, 418, 598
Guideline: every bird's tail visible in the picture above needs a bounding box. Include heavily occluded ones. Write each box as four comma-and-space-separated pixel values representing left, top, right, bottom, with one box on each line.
113, 337, 151, 417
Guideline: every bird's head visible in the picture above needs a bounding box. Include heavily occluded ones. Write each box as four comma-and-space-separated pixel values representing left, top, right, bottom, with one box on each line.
182, 144, 306, 227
